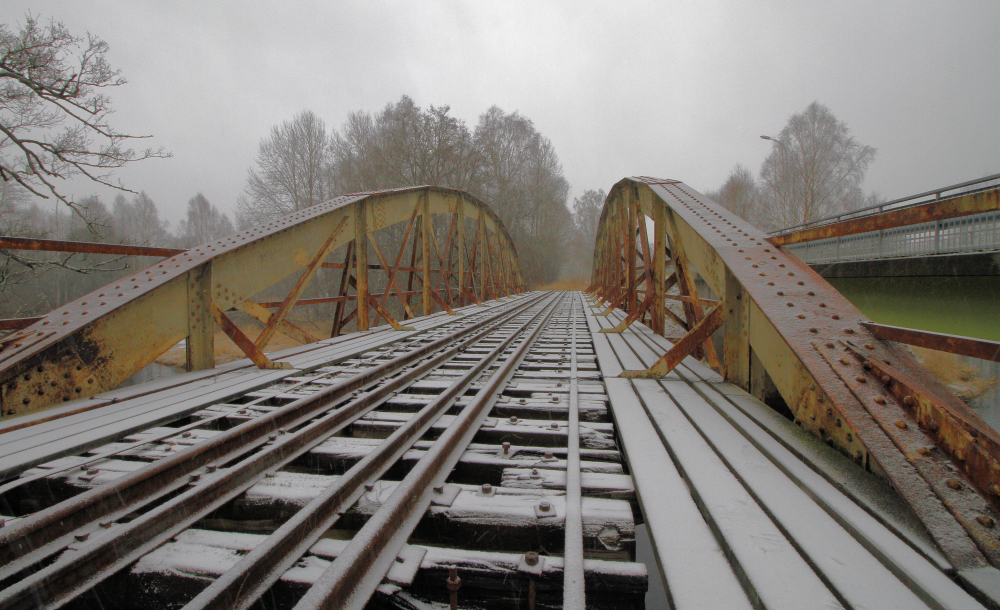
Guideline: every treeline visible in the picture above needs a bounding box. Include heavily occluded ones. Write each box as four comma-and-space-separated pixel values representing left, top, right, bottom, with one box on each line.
705, 102, 881, 232
0, 183, 234, 318
236, 97, 588, 287
1, 96, 608, 321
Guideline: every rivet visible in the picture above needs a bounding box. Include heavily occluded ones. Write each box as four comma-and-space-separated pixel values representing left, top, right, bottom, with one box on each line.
895, 420, 907, 429
903, 396, 915, 407
809, 328, 818, 333
918, 446, 931, 455
874, 397, 886, 405
865, 343, 874, 350
777, 291, 784, 296
365, 483, 375, 491
978, 515, 995, 528
825, 342, 835, 348
855, 376, 867, 383
190, 473, 201, 482
74, 532, 90, 542
839, 358, 850, 365
786, 302, 794, 307
832, 314, 840, 320
946, 479, 962, 490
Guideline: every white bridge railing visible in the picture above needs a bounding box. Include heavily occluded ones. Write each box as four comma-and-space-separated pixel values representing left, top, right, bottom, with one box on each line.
785, 210, 1000, 264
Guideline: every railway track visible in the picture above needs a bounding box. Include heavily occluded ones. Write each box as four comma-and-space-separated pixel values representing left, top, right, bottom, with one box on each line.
0, 292, 645, 610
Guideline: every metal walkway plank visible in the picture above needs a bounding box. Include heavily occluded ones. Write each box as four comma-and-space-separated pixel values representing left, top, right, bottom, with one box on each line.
604, 377, 751, 610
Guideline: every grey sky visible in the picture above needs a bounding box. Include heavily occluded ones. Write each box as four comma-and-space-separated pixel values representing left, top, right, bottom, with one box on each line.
10, 1, 1000, 228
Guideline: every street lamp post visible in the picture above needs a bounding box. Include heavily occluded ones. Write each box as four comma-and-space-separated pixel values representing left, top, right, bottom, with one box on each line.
760, 135, 796, 225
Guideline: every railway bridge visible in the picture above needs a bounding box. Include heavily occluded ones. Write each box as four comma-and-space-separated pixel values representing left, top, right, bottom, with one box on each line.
1, 180, 999, 609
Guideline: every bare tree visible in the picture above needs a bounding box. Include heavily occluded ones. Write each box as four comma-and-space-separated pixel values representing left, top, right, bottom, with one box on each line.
329, 96, 480, 194
759, 102, 876, 230
713, 164, 760, 226
236, 110, 332, 228
178, 193, 234, 247
0, 15, 168, 231
111, 191, 168, 246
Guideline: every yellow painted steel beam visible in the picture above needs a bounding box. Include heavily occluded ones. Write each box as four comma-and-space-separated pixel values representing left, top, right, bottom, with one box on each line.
0, 186, 524, 418
591, 177, 1000, 575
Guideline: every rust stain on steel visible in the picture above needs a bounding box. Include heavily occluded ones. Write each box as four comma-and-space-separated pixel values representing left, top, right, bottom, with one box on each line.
0, 317, 42, 331
0, 186, 526, 417
0, 236, 186, 258
817, 341, 1000, 565
621, 304, 725, 378
842, 341, 1000, 510
863, 322, 1000, 363
589, 177, 1000, 570
770, 187, 1000, 246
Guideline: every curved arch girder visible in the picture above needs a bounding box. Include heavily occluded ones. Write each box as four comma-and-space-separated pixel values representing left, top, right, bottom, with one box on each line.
0, 186, 525, 417
589, 176, 1000, 572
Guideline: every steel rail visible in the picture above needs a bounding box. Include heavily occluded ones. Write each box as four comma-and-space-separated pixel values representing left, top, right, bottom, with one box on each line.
563, 295, 585, 609
0, 344, 409, 496
0, 294, 543, 577
294, 292, 565, 610
182, 293, 560, 610
0, 294, 551, 610
0, 293, 547, 609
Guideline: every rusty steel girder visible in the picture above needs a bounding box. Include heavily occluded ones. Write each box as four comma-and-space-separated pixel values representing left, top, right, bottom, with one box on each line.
588, 177, 1000, 576
0, 186, 525, 418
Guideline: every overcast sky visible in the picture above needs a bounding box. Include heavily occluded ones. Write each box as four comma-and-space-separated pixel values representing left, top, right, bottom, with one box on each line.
10, 1, 1000, 228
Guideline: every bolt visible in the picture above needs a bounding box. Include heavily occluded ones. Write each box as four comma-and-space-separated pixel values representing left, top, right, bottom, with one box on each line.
502, 442, 511, 455
481, 483, 492, 494
881, 375, 891, 385
445, 566, 461, 610
544, 451, 554, 460
74, 532, 89, 542
903, 396, 915, 407
539, 501, 552, 512
433, 485, 444, 494
207, 464, 218, 472
509, 416, 518, 423
99, 521, 112, 528
550, 422, 558, 430
524, 551, 539, 566
990, 483, 1000, 496
531, 469, 539, 476
365, 483, 375, 491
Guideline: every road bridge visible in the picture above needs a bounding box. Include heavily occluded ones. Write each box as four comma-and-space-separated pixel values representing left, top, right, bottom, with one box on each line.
2, 181, 1000, 609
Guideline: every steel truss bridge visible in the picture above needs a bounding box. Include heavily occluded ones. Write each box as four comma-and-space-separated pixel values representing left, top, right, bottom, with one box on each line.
0, 180, 999, 609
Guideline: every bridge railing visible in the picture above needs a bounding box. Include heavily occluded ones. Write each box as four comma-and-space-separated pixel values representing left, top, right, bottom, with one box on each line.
771, 172, 1000, 237
786, 209, 1000, 264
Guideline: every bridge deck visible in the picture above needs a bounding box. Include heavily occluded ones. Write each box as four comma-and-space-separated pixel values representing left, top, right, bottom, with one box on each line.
0, 292, 987, 609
